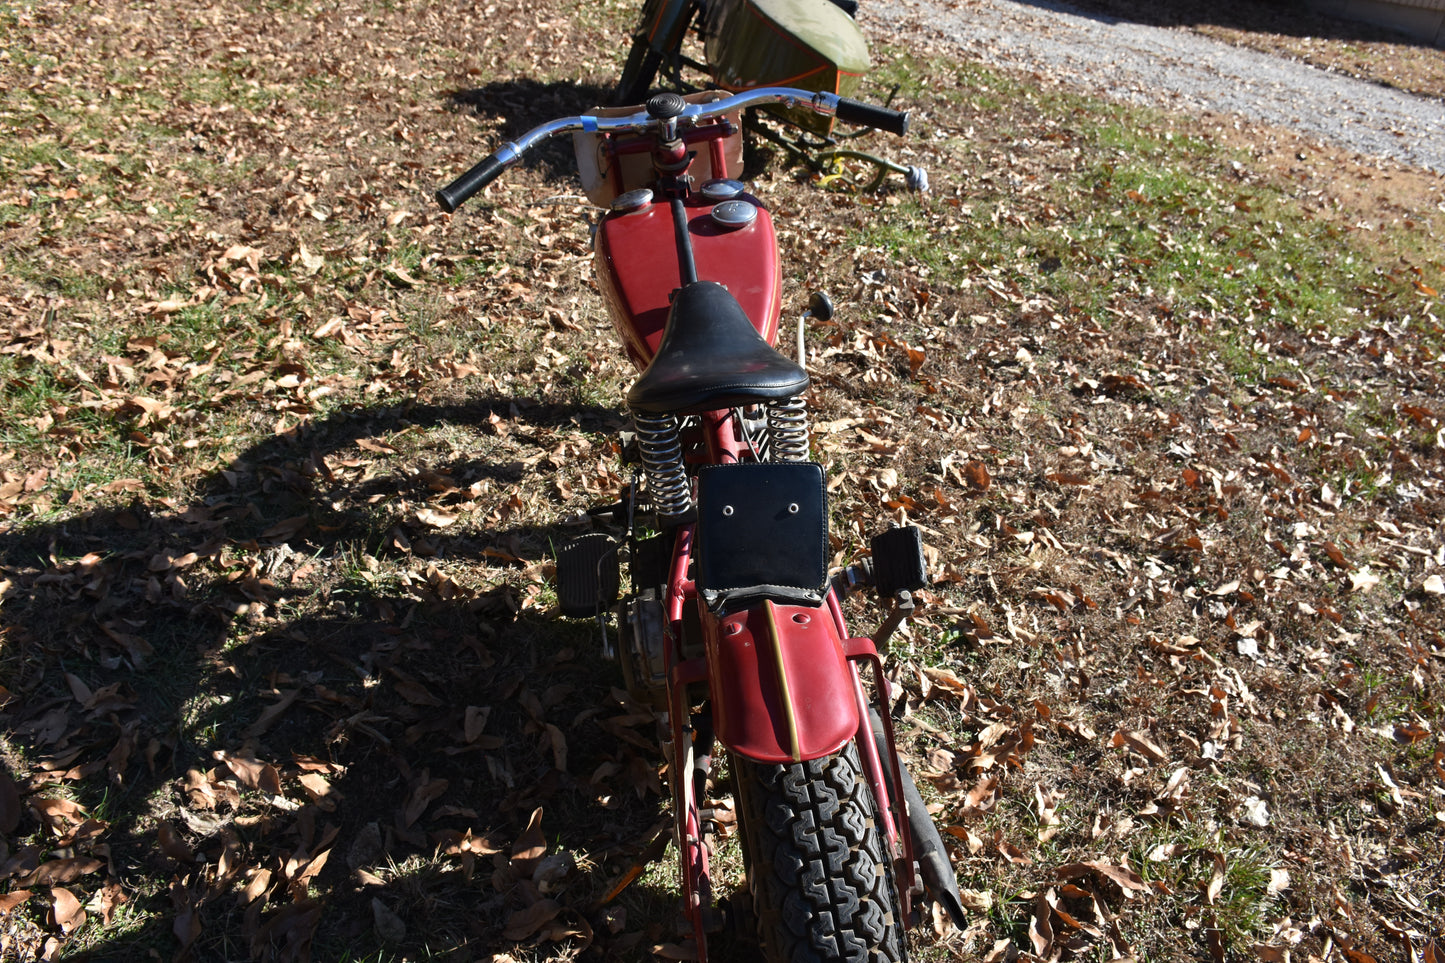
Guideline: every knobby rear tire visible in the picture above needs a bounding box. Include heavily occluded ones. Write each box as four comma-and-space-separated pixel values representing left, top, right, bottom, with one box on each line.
732, 741, 907, 963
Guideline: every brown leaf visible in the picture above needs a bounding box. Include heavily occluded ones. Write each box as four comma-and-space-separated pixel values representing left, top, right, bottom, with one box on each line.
921, 666, 973, 701
158, 823, 196, 863
402, 773, 448, 828
297, 773, 337, 811
214, 751, 282, 795
249, 899, 321, 961
49, 887, 85, 933
19, 857, 105, 887
239, 868, 272, 906
64, 673, 93, 706
30, 796, 87, 834
1057, 860, 1148, 896
512, 807, 548, 864
0, 890, 33, 913
1046, 471, 1091, 486
463, 706, 491, 743
962, 460, 992, 492
393, 678, 443, 707
1109, 729, 1168, 764
293, 848, 331, 888
965, 774, 1001, 814
259, 515, 309, 542
1204, 856, 1226, 904
183, 769, 218, 810
997, 833, 1032, 865
1029, 890, 1054, 958
1322, 541, 1348, 567
372, 897, 406, 944
243, 689, 301, 739
503, 898, 562, 941
545, 724, 568, 773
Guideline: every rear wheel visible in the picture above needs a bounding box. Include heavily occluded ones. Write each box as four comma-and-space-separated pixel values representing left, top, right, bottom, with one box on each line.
616, 34, 663, 106
732, 741, 906, 963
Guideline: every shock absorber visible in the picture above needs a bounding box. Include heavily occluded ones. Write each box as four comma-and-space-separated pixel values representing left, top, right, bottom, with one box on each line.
766, 395, 810, 462
632, 408, 693, 519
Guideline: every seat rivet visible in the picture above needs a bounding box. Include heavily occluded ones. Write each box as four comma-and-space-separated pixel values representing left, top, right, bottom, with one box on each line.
722, 505, 734, 516
788, 503, 799, 514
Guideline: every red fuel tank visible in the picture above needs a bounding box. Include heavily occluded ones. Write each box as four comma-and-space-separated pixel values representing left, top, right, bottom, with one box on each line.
594, 194, 782, 371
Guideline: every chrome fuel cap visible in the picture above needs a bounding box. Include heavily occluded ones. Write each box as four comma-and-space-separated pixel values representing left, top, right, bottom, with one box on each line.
710, 198, 757, 229
610, 188, 653, 213
700, 178, 745, 202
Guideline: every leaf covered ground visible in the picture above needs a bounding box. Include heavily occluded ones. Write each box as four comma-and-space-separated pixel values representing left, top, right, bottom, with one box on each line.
1, 0, 1444, 961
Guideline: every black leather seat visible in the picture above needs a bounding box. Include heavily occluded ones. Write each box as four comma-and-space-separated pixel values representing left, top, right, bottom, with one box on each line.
625, 282, 809, 414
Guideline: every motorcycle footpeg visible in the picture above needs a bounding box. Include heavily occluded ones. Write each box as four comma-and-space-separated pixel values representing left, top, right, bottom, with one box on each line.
871, 525, 928, 597
556, 533, 620, 618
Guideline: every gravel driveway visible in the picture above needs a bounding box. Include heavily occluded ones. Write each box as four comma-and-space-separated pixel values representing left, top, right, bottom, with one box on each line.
870, 0, 1445, 172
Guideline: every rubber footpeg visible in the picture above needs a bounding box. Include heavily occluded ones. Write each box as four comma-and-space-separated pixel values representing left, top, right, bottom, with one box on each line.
871, 525, 928, 596
556, 533, 620, 618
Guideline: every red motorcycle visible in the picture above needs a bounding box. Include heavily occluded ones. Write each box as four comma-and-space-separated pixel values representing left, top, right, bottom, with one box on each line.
437, 87, 964, 962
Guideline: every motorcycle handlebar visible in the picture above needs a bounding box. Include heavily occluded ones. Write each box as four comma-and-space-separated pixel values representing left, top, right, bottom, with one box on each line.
436, 150, 512, 213
835, 96, 909, 137
435, 87, 911, 212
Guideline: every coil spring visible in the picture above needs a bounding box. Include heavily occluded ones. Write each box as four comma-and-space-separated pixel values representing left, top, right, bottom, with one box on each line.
632, 409, 692, 518
766, 396, 810, 462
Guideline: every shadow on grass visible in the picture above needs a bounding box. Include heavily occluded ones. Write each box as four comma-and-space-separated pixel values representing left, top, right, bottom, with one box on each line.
0, 396, 686, 961
442, 78, 619, 187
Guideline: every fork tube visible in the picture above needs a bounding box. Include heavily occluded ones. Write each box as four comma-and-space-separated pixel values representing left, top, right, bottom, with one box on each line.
671, 198, 698, 286
830, 592, 900, 849
708, 136, 728, 179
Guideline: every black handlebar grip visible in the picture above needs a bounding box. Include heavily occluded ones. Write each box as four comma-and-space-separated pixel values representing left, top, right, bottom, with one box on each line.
436, 152, 508, 213
835, 97, 909, 136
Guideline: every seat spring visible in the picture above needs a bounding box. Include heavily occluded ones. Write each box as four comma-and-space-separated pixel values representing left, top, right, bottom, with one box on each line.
766, 396, 810, 462
632, 409, 692, 517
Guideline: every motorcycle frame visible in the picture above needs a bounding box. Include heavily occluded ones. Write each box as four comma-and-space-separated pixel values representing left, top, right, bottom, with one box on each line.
654, 412, 917, 957
591, 133, 920, 952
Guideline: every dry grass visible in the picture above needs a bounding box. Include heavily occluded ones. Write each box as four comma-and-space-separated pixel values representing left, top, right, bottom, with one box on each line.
1, 0, 1443, 961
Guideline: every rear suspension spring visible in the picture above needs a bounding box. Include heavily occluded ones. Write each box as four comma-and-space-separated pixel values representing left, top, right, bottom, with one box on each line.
632, 409, 692, 518
766, 396, 810, 462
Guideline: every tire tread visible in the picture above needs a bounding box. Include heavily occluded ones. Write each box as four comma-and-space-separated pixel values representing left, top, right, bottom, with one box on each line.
733, 743, 906, 963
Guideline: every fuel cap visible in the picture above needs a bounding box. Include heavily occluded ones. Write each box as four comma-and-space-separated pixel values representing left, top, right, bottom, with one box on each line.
710, 198, 757, 229
700, 178, 745, 202
610, 188, 653, 213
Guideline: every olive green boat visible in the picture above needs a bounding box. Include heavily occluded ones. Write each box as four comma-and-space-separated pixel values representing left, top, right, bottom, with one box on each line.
703, 0, 870, 135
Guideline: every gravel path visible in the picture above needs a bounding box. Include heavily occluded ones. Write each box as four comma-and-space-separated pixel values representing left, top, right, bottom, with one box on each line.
870, 0, 1445, 172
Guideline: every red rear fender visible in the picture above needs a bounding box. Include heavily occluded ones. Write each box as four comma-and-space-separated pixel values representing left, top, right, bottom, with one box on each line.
704, 600, 858, 764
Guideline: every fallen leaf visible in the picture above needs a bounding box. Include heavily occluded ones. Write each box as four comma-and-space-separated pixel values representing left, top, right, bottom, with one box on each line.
0, 890, 32, 913
1348, 568, 1380, 593
1110, 729, 1168, 763
20, 857, 105, 887
49, 887, 85, 933
512, 807, 548, 863
402, 774, 449, 828
503, 898, 561, 941
373, 897, 406, 943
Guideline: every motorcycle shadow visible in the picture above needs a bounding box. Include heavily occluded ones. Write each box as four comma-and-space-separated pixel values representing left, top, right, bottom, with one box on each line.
445, 78, 618, 185
0, 396, 682, 961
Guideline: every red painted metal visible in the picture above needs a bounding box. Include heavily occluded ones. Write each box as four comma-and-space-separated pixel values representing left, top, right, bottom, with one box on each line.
842, 635, 917, 924
594, 195, 782, 371
703, 601, 858, 764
